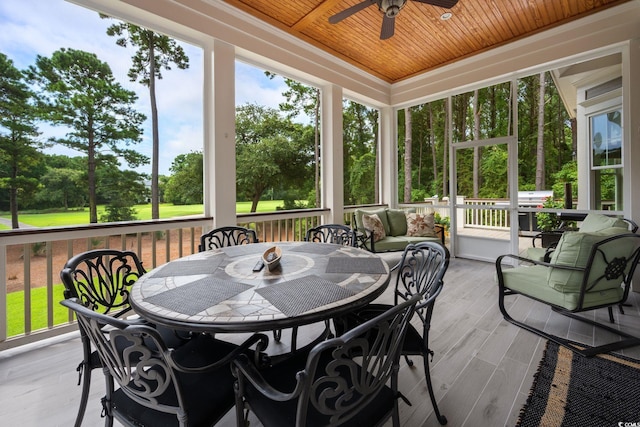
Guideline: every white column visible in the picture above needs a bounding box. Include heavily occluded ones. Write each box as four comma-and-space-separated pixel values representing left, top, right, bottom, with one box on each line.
379, 106, 397, 207
623, 39, 640, 222
321, 84, 343, 223
623, 39, 640, 292
204, 39, 237, 228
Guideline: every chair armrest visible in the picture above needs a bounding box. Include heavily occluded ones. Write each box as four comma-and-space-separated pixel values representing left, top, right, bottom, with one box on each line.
495, 253, 584, 276
356, 228, 375, 252
169, 333, 269, 374
231, 355, 304, 402
434, 224, 445, 245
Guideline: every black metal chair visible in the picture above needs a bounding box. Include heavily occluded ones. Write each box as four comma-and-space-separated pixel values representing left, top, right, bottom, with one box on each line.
61, 298, 269, 427
199, 226, 258, 252
497, 231, 640, 357
232, 293, 421, 427
60, 249, 173, 427
272, 224, 356, 348
334, 241, 450, 425
304, 224, 357, 247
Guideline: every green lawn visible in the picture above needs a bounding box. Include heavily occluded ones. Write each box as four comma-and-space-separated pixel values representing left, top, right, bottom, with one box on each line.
1, 200, 287, 228
7, 284, 69, 337
2, 199, 294, 336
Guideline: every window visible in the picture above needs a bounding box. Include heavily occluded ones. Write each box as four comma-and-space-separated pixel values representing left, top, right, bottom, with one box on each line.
589, 105, 623, 210
590, 109, 622, 168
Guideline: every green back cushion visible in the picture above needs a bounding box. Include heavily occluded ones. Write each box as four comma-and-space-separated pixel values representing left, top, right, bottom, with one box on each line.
387, 209, 408, 236
547, 227, 633, 293
355, 208, 390, 235
579, 213, 628, 232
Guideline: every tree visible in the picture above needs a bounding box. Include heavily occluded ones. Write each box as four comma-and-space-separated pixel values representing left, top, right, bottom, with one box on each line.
0, 54, 42, 228
28, 48, 148, 223
164, 152, 203, 205
103, 16, 189, 220
266, 74, 321, 207
33, 155, 86, 210
343, 101, 378, 205
536, 72, 546, 190
235, 104, 312, 212
35, 168, 85, 209
99, 166, 147, 223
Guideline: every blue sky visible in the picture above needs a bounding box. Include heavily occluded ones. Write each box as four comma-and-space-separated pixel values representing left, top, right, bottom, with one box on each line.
0, 0, 290, 176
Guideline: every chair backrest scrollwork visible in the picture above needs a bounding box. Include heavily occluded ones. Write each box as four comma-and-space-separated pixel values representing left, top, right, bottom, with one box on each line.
305, 224, 357, 247
199, 226, 258, 251
60, 249, 146, 317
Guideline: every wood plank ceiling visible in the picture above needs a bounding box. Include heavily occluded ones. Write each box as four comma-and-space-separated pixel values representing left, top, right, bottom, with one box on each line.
223, 0, 631, 83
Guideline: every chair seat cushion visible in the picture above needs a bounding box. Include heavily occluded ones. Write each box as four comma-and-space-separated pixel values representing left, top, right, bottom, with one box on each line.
371, 236, 409, 251
501, 265, 624, 311
243, 349, 397, 427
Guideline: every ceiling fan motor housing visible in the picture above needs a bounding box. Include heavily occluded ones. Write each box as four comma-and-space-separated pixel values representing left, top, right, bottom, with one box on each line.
379, 0, 408, 18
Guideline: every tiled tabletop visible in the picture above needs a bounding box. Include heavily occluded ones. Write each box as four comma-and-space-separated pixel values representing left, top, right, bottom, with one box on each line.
130, 242, 390, 333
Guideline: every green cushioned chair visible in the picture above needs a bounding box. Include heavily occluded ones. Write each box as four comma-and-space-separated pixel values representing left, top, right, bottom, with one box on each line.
527, 213, 638, 262
497, 229, 640, 357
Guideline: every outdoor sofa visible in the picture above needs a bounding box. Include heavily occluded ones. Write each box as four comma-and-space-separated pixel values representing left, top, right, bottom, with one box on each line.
353, 207, 445, 253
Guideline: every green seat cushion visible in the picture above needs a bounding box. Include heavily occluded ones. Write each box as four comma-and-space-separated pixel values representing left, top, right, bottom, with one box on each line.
370, 236, 408, 252
387, 209, 408, 236
579, 213, 628, 232
404, 236, 440, 244
355, 208, 390, 235
501, 266, 624, 311
547, 228, 632, 293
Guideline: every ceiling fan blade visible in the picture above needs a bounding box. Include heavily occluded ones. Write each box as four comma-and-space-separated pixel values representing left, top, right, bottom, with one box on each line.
412, 0, 459, 8
380, 15, 395, 40
329, 0, 376, 24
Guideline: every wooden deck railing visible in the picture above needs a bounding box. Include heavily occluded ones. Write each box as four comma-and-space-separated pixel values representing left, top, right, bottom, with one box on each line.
1, 200, 511, 351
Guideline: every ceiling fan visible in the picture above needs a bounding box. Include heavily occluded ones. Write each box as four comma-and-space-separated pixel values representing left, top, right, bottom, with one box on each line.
329, 0, 459, 40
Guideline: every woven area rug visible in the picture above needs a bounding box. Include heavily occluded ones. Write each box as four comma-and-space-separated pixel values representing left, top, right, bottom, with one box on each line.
516, 341, 640, 427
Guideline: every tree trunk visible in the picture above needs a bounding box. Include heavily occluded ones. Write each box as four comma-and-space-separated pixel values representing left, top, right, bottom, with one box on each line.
473, 89, 480, 198
404, 107, 412, 203
149, 39, 160, 219
430, 103, 437, 183
251, 194, 260, 213
88, 125, 97, 224
535, 72, 546, 190
9, 164, 18, 229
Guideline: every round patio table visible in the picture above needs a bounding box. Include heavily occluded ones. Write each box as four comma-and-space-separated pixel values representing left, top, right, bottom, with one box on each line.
130, 241, 391, 334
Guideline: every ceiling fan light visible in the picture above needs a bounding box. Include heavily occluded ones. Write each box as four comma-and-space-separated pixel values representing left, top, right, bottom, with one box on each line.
379, 0, 407, 18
